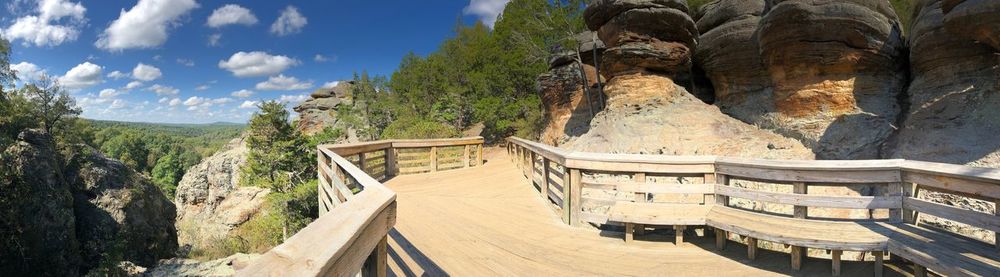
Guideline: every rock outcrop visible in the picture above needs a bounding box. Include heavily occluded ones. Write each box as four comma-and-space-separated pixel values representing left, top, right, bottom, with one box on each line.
174, 137, 270, 251
148, 253, 259, 277
0, 130, 80, 275
0, 129, 178, 275
886, 0, 1000, 242
754, 0, 907, 159
65, 147, 178, 269
693, 0, 771, 123
294, 81, 353, 136
538, 52, 603, 146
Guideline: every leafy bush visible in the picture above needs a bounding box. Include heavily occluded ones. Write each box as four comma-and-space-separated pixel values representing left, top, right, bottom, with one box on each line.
380, 118, 460, 140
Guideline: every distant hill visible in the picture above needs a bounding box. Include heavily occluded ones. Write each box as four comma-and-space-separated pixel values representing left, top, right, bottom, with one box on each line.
88, 120, 246, 138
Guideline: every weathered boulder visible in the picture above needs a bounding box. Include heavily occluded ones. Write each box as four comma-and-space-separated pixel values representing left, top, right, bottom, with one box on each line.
0, 130, 80, 275
887, 0, 1000, 242
65, 146, 179, 269
601, 41, 691, 77
174, 137, 270, 251
584, 0, 689, 31
596, 7, 698, 49
694, 0, 771, 122
576, 31, 606, 66
148, 253, 259, 277
538, 60, 602, 146
295, 82, 353, 135
942, 0, 1000, 50
754, 0, 907, 159
565, 73, 814, 159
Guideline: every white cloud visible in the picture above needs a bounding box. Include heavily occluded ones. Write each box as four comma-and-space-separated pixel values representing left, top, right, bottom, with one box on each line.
99, 88, 125, 98
59, 62, 102, 90
270, 6, 306, 36
125, 81, 143, 90
168, 98, 181, 106
183, 96, 205, 106
2, 0, 86, 47
255, 74, 313, 91
231, 89, 254, 98
95, 0, 199, 51
176, 58, 195, 67
109, 99, 126, 109
208, 33, 222, 47
463, 0, 510, 29
131, 63, 162, 81
195, 85, 210, 91
314, 54, 336, 63
207, 4, 257, 28
11, 62, 46, 81
210, 97, 232, 104
321, 81, 340, 88
218, 51, 300, 77
158, 97, 169, 103
278, 94, 309, 104
239, 100, 259, 109
147, 84, 179, 96
107, 70, 128, 79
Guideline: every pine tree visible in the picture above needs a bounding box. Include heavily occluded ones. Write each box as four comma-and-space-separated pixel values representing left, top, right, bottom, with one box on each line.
241, 101, 311, 192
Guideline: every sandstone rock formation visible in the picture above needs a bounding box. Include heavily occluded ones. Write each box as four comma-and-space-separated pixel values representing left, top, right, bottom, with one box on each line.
65, 146, 179, 269
0, 129, 179, 275
174, 137, 270, 251
538, 52, 603, 146
294, 81, 353, 135
0, 130, 80, 275
148, 253, 259, 277
942, 0, 1000, 50
887, 0, 1000, 242
754, 0, 907, 159
693, 0, 771, 123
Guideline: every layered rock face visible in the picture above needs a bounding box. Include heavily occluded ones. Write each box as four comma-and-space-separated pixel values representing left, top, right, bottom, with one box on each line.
887, 0, 1000, 242
174, 137, 269, 251
538, 52, 603, 146
65, 144, 179, 269
586, 0, 697, 80
294, 81, 353, 135
0, 130, 178, 275
693, 0, 771, 124
755, 0, 907, 159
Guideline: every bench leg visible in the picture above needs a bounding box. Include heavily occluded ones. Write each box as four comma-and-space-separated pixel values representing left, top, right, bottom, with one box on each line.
715, 229, 727, 250
790, 246, 804, 271
874, 251, 884, 277
913, 264, 926, 277
624, 223, 633, 243
831, 250, 842, 276
674, 225, 685, 245
747, 237, 758, 260
635, 224, 645, 236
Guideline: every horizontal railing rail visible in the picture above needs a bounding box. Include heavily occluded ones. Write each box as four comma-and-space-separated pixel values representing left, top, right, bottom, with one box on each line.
239, 137, 484, 277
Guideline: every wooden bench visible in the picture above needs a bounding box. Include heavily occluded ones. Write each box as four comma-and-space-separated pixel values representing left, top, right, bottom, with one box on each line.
602, 180, 716, 244
879, 222, 1000, 277
608, 202, 711, 244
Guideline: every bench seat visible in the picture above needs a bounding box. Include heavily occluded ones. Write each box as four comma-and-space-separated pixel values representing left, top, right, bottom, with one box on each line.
706, 206, 888, 251
878, 222, 1000, 276
608, 201, 711, 225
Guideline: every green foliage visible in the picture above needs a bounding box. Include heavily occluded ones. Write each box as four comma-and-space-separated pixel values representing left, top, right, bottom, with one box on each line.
890, 0, 915, 34
380, 118, 461, 140
336, 73, 393, 140
241, 101, 312, 192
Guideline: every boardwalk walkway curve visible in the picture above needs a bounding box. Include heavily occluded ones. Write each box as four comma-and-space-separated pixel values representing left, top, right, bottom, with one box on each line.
239, 137, 1000, 276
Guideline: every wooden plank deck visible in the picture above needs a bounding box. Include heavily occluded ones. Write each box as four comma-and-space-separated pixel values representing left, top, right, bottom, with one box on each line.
382, 148, 903, 276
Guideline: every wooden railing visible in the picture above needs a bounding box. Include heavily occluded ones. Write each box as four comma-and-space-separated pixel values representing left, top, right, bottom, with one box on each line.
238, 137, 484, 276
506, 136, 1000, 274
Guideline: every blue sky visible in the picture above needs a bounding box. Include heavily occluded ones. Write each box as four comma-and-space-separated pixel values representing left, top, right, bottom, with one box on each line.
1, 0, 511, 124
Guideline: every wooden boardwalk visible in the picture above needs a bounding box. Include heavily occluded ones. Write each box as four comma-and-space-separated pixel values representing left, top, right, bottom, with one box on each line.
382, 148, 901, 276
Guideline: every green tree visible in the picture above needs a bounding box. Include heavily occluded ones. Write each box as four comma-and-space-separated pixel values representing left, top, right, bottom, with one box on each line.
241, 101, 311, 192
151, 149, 186, 197
20, 75, 81, 133
100, 131, 150, 173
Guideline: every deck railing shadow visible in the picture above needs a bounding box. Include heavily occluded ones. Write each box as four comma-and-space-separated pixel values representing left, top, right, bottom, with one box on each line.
387, 228, 449, 277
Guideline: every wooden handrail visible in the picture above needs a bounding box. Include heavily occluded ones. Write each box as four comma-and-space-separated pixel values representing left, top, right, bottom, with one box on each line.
240, 137, 484, 277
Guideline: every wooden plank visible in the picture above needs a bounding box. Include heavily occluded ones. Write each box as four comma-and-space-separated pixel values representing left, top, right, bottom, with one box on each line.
580, 197, 616, 207
903, 197, 1000, 233
562, 166, 571, 224
714, 185, 900, 209
327, 202, 397, 276
463, 145, 470, 168
586, 181, 716, 194
430, 147, 438, 172
790, 245, 803, 271
390, 136, 484, 148
888, 182, 903, 222
716, 175, 730, 207
902, 171, 1000, 200
903, 182, 919, 224
793, 182, 807, 219
717, 164, 901, 183
542, 158, 551, 202
398, 166, 431, 175
747, 237, 758, 260
606, 202, 710, 225
325, 141, 393, 156
565, 159, 714, 174
570, 169, 583, 227
831, 250, 842, 276
476, 144, 483, 167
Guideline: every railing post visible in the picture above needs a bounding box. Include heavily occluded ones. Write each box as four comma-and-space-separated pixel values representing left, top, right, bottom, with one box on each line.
569, 168, 582, 226
318, 149, 327, 216
358, 153, 367, 175
530, 152, 538, 186
542, 158, 550, 201
715, 174, 729, 250
903, 182, 920, 224
634, 172, 646, 236
430, 146, 438, 172
791, 181, 807, 271
888, 182, 903, 223
361, 235, 388, 277
562, 165, 572, 225
476, 142, 483, 166
385, 148, 396, 177
463, 144, 471, 168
